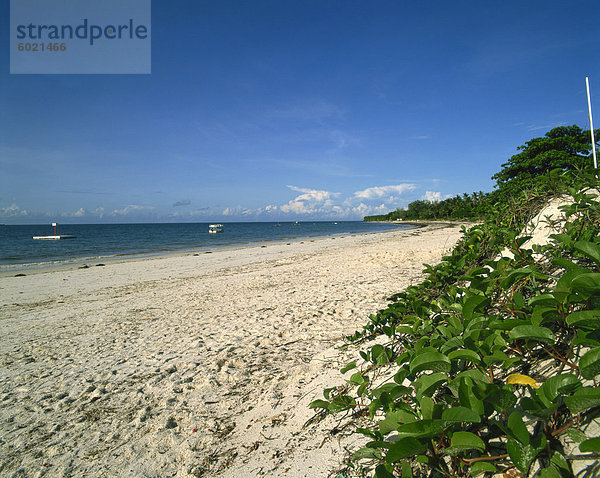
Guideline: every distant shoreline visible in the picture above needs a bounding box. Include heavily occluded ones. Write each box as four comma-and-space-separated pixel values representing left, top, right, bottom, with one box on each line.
0, 221, 412, 276
0, 223, 419, 278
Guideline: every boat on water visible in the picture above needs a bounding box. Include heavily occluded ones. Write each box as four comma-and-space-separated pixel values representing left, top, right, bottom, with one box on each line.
33, 222, 76, 240
208, 224, 224, 234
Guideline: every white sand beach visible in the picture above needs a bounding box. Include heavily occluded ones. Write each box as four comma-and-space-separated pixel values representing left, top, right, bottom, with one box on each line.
0, 225, 464, 477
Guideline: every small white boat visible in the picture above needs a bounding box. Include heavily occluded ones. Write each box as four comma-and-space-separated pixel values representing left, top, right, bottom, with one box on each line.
33, 223, 76, 240
208, 224, 224, 233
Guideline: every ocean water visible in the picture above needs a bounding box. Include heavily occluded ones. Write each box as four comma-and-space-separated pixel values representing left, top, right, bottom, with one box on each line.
0, 221, 409, 269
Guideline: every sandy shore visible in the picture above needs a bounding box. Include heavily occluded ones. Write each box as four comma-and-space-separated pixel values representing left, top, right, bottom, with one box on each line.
0, 224, 464, 478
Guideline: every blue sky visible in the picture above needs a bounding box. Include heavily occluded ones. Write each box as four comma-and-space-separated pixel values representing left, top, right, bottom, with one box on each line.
1, 0, 599, 224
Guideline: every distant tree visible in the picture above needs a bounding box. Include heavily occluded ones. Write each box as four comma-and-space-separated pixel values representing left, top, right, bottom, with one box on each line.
492, 125, 599, 194
364, 125, 598, 223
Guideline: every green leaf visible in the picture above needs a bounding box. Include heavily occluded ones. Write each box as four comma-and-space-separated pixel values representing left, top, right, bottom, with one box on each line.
454, 369, 488, 383
465, 316, 489, 333
410, 350, 451, 374
385, 437, 426, 462
323, 387, 336, 400
462, 295, 490, 320
566, 310, 600, 328
579, 347, 600, 379
349, 372, 367, 385
448, 431, 485, 453
571, 273, 600, 296
448, 348, 481, 364
375, 464, 395, 478
579, 437, 600, 452
328, 395, 356, 412
469, 462, 496, 475
340, 361, 356, 374
506, 435, 546, 473
529, 293, 558, 307
379, 411, 402, 434
489, 318, 530, 330
573, 329, 600, 347
521, 396, 558, 419
458, 377, 484, 415
373, 383, 402, 399
372, 344, 393, 365
538, 467, 562, 478
422, 396, 439, 421
551, 234, 574, 248
441, 406, 481, 423
538, 373, 581, 403
508, 411, 529, 444
309, 399, 330, 410
357, 382, 369, 396
575, 240, 600, 266
531, 306, 561, 326
509, 325, 555, 343
566, 428, 587, 443
513, 291, 526, 309
488, 387, 518, 413
549, 450, 572, 476
482, 349, 508, 366
369, 398, 381, 419
401, 460, 413, 478
396, 419, 444, 439
353, 447, 382, 460
379, 410, 417, 434
565, 387, 600, 414
413, 372, 448, 398
501, 267, 534, 289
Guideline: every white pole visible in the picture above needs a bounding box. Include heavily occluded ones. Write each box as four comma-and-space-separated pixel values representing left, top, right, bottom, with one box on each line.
586, 77, 598, 170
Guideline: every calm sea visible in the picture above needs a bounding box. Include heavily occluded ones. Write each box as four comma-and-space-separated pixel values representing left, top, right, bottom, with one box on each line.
0, 222, 409, 270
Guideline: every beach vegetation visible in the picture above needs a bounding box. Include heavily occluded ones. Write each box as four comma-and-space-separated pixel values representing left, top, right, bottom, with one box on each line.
364, 125, 599, 223
315, 126, 600, 477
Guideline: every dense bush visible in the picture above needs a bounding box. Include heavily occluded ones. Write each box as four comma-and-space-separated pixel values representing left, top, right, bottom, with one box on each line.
314, 132, 600, 476
364, 192, 490, 222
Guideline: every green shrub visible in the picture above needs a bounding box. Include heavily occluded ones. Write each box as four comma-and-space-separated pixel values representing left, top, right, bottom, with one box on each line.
315, 170, 600, 477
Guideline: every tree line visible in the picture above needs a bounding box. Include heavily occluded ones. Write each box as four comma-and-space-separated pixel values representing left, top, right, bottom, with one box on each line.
365, 125, 599, 222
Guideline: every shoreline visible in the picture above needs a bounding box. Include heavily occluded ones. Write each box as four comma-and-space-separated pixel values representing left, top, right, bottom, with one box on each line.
0, 223, 415, 279
0, 224, 465, 477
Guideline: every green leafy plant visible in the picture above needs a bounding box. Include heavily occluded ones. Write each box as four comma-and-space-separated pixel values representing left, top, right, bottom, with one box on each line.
314, 167, 600, 477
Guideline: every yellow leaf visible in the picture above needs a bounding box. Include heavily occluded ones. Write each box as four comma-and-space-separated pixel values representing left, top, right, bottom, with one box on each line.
506, 373, 539, 389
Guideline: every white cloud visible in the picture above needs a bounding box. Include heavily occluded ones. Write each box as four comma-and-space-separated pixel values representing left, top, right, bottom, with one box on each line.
241, 184, 418, 220
111, 205, 155, 216
61, 207, 86, 217
173, 200, 191, 207
353, 184, 416, 200
279, 185, 339, 214
222, 206, 254, 216
423, 191, 442, 202
0, 203, 28, 217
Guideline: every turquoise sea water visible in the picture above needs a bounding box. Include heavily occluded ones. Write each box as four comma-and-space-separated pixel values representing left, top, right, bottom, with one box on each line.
0, 221, 409, 269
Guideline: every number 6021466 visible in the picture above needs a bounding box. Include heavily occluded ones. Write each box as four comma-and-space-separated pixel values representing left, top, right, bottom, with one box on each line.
17, 43, 67, 52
